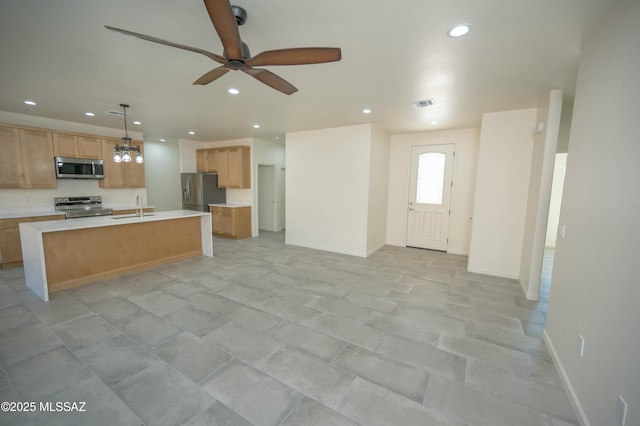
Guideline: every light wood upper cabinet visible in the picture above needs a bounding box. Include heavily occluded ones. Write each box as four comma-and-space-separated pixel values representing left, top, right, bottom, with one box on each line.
99, 139, 145, 188
0, 127, 25, 187
21, 129, 57, 188
53, 133, 102, 159
99, 139, 125, 188
125, 141, 146, 188
196, 149, 219, 173
227, 147, 250, 188
196, 146, 250, 189
0, 126, 56, 189
217, 149, 229, 187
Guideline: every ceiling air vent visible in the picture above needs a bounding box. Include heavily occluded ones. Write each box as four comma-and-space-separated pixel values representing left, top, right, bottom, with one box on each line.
413, 98, 436, 108
105, 110, 126, 117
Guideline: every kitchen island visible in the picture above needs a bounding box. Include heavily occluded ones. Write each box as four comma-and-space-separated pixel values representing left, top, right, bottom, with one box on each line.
20, 210, 212, 301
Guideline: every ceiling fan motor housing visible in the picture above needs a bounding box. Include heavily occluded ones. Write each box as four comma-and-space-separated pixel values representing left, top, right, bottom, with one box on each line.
232, 6, 247, 26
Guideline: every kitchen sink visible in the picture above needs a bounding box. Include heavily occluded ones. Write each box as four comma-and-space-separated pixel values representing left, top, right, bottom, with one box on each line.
110, 214, 155, 219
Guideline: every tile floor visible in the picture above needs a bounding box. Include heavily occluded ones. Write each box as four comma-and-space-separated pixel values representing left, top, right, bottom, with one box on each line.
0, 232, 576, 426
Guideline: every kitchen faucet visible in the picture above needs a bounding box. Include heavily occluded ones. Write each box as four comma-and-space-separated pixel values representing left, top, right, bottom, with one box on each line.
135, 194, 144, 217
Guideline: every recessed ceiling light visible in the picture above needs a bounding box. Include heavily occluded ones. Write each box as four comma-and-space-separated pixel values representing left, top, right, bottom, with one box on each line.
133, 121, 142, 125
188, 131, 195, 135
252, 124, 260, 129
362, 108, 372, 114
84, 112, 95, 117
160, 138, 166, 142
24, 100, 37, 106
430, 120, 439, 125
228, 88, 240, 95
448, 24, 471, 37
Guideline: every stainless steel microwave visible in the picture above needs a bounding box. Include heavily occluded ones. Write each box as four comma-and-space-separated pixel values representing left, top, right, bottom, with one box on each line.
54, 157, 105, 179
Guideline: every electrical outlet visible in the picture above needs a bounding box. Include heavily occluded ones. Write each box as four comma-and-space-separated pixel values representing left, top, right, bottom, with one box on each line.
23, 196, 31, 204
558, 223, 566, 238
616, 395, 628, 425
578, 335, 585, 357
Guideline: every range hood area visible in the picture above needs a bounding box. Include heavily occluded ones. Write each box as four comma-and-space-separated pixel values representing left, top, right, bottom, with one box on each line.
55, 157, 105, 179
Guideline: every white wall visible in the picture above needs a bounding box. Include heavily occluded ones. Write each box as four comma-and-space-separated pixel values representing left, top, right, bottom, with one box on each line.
286, 125, 372, 257
0, 111, 147, 210
366, 125, 390, 255
468, 109, 537, 278
144, 141, 181, 211
545, 153, 567, 247
545, 1, 640, 424
387, 128, 480, 255
178, 139, 206, 173
519, 89, 563, 300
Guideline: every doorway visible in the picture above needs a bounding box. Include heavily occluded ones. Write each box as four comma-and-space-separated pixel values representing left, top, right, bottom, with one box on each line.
406, 144, 455, 251
540, 152, 567, 300
280, 167, 286, 230
258, 165, 277, 232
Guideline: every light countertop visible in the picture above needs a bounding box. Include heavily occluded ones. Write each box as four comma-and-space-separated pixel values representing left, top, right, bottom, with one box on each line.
208, 203, 251, 208
0, 209, 63, 220
19, 210, 210, 233
0, 205, 155, 220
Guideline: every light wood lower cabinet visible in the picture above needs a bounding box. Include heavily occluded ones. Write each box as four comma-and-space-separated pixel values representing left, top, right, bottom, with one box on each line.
0, 215, 65, 269
42, 216, 203, 293
210, 206, 251, 239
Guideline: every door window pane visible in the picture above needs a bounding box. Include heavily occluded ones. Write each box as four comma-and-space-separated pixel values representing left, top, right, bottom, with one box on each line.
416, 152, 446, 204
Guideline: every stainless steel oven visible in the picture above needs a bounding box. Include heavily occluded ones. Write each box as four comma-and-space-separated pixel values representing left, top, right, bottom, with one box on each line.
54, 196, 113, 218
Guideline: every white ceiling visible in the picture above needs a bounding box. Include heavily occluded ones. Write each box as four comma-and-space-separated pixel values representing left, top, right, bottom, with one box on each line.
0, 0, 617, 143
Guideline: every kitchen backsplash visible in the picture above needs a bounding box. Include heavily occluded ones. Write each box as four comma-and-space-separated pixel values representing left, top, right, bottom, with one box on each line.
0, 179, 147, 210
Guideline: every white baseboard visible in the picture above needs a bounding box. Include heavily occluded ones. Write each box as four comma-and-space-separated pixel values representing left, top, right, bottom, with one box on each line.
366, 242, 386, 257
446, 248, 469, 256
542, 330, 589, 426
518, 278, 539, 301
385, 241, 468, 256
284, 239, 367, 258
467, 265, 519, 280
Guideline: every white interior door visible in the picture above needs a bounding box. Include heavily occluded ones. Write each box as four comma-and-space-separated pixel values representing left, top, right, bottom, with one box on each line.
406, 144, 455, 251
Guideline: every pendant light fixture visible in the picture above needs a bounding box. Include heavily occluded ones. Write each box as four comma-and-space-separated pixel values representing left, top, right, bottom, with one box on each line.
113, 103, 143, 163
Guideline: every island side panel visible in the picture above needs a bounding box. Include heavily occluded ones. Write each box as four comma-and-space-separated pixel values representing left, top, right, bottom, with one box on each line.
19, 224, 49, 301
200, 213, 213, 257
42, 216, 202, 293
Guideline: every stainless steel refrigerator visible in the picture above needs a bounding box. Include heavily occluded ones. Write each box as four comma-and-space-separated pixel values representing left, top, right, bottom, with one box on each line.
181, 173, 226, 211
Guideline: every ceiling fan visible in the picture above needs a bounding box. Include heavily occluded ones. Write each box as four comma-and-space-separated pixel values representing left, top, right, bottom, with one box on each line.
105, 0, 341, 95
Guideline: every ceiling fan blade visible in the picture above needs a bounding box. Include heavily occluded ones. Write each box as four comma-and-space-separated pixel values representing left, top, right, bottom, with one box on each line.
193, 66, 230, 85
243, 68, 298, 95
203, 0, 243, 60
246, 47, 342, 67
105, 25, 226, 64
